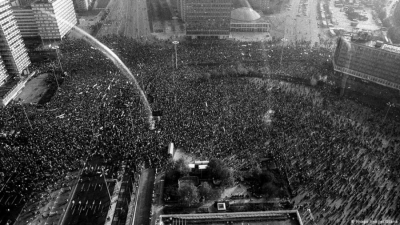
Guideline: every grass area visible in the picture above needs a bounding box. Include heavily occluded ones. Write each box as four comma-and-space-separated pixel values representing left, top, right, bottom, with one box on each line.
96, 0, 111, 9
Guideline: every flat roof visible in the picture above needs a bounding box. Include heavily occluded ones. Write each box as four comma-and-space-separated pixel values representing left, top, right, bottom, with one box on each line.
160, 210, 303, 225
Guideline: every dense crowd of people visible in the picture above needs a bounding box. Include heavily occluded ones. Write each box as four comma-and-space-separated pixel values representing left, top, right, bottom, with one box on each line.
0, 34, 399, 225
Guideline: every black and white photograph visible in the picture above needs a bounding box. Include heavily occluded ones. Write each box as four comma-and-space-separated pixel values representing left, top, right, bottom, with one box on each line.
0, 0, 400, 224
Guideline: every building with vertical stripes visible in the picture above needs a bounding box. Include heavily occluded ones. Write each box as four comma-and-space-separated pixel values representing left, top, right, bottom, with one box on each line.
31, 0, 77, 40
0, 0, 30, 84
74, 0, 92, 11
333, 37, 400, 91
183, 0, 232, 39
9, 0, 34, 7
11, 6, 39, 38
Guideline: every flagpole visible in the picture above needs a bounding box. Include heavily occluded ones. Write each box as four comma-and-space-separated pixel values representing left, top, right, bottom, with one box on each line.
101, 169, 112, 202
20, 102, 33, 129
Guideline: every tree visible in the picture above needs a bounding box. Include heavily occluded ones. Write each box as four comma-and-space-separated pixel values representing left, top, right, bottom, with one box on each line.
207, 159, 235, 187
198, 182, 212, 200
165, 184, 179, 199
178, 183, 199, 206
173, 158, 190, 176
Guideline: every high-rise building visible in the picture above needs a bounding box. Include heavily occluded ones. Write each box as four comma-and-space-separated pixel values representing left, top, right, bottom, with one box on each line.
31, 0, 77, 40
0, 54, 9, 85
74, 0, 92, 11
183, 0, 232, 39
11, 6, 39, 38
333, 38, 400, 91
0, 0, 30, 81
9, 0, 34, 7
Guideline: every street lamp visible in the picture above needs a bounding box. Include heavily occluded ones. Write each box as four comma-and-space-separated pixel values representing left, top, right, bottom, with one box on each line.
51, 45, 64, 75
19, 101, 33, 129
172, 41, 179, 69
383, 102, 395, 123
280, 38, 288, 70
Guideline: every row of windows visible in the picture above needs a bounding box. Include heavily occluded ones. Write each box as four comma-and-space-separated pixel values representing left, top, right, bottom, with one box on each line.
231, 23, 270, 28
334, 65, 400, 90
187, 0, 231, 4
231, 28, 268, 32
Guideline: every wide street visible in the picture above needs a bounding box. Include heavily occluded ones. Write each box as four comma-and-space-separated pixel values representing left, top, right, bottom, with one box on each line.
61, 156, 119, 225
133, 169, 155, 225
98, 0, 151, 38
282, 0, 321, 45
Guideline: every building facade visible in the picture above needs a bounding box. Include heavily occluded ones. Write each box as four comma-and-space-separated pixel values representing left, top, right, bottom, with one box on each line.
74, 0, 92, 11
333, 37, 400, 91
11, 6, 39, 38
31, 0, 77, 40
248, 0, 270, 10
184, 0, 232, 39
9, 0, 34, 7
0, 0, 30, 81
160, 210, 304, 225
230, 21, 270, 32
0, 54, 8, 85
229, 6, 270, 32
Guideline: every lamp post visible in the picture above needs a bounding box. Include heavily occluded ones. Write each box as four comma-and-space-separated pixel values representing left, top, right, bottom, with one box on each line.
51, 46, 64, 75
280, 38, 288, 69
172, 41, 179, 103
172, 41, 179, 69
19, 102, 33, 129
383, 102, 395, 123
52, 64, 60, 88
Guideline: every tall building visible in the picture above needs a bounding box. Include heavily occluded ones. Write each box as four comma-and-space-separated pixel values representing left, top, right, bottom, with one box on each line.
31, 0, 77, 40
333, 37, 400, 91
0, 54, 9, 85
9, 0, 33, 7
0, 0, 30, 82
183, 0, 232, 39
74, 0, 92, 11
11, 6, 39, 38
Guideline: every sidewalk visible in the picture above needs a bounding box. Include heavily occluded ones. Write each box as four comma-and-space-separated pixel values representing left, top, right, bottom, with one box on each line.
132, 169, 155, 225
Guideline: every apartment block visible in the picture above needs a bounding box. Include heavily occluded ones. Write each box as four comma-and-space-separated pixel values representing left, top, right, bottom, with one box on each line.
11, 6, 39, 38
74, 0, 92, 11
31, 0, 77, 40
184, 0, 232, 39
0, 0, 30, 78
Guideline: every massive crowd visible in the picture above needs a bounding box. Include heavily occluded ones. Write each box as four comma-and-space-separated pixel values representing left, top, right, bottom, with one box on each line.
0, 35, 399, 225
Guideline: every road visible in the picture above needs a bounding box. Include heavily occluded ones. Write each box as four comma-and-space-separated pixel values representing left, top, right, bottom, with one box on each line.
62, 156, 119, 225
133, 169, 155, 225
387, 0, 399, 20
282, 0, 320, 45
98, 0, 151, 39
